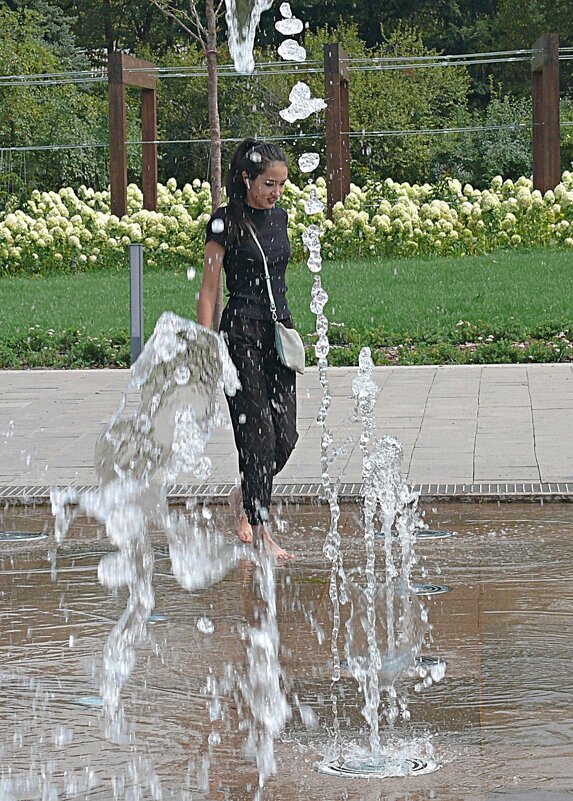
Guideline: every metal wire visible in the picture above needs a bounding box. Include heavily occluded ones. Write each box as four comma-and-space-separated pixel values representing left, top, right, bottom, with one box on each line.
0, 120, 535, 154
343, 47, 538, 63
0, 45, 547, 87
346, 122, 529, 137
0, 132, 325, 154
353, 56, 533, 72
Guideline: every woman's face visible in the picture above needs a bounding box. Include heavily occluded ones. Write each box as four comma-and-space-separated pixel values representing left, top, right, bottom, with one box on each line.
244, 161, 288, 210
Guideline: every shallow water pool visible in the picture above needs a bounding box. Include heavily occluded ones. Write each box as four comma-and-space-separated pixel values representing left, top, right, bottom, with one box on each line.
1, 501, 572, 801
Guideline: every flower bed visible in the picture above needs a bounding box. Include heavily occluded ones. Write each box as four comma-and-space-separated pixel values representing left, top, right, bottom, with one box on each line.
3, 173, 573, 274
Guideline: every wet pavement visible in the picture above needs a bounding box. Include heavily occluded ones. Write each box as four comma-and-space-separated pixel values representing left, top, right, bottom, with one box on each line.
1, 364, 573, 498
1, 501, 573, 800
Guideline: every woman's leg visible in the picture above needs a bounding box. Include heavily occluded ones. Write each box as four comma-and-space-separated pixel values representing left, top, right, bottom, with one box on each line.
228, 484, 252, 544
223, 318, 293, 557
266, 357, 298, 476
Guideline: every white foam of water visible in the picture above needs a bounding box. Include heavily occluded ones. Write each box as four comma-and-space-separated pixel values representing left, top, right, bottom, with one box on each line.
224, 0, 274, 74
304, 188, 325, 215
275, 17, 303, 35
51, 314, 240, 737
278, 39, 307, 62
238, 557, 291, 796
344, 348, 436, 752
197, 616, 215, 634
280, 82, 327, 123
302, 223, 321, 252
307, 251, 322, 273
298, 152, 320, 173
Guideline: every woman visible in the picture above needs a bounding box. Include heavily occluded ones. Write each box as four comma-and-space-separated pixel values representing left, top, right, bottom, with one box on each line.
197, 138, 298, 559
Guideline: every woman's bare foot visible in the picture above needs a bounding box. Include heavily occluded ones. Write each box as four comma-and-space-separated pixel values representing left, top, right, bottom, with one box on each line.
252, 524, 294, 560
229, 485, 252, 544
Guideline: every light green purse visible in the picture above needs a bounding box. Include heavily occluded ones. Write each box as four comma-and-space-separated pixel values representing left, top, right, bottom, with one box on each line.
247, 224, 306, 374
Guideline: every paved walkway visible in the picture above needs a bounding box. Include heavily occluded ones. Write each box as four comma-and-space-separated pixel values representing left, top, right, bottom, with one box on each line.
1, 363, 573, 500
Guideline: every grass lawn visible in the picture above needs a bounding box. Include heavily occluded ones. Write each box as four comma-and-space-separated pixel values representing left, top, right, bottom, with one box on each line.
2, 247, 573, 342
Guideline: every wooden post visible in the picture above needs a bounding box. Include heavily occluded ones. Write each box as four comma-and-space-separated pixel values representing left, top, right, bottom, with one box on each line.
532, 33, 560, 194
324, 43, 350, 218
107, 52, 157, 218
141, 88, 157, 212
108, 54, 128, 218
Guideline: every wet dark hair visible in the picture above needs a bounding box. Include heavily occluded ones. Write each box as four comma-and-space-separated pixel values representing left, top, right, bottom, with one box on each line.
225, 138, 288, 242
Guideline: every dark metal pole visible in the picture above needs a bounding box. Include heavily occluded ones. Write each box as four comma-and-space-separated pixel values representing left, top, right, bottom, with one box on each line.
130, 244, 144, 364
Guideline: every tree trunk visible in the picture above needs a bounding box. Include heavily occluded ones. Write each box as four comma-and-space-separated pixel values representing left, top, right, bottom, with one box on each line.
205, 0, 224, 329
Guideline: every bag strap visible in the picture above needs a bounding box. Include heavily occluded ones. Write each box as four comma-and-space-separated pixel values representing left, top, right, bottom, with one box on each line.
245, 222, 278, 323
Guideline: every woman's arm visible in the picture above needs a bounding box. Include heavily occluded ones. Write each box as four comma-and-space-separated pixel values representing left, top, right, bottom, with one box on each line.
197, 240, 225, 328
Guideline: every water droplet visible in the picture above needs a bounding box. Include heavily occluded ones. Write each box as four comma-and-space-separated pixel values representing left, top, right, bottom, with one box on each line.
54, 726, 74, 748
186, 267, 196, 281
279, 1, 292, 17
314, 335, 330, 358
211, 218, 224, 234
275, 17, 303, 35
298, 152, 320, 173
249, 150, 262, 163
238, 413, 247, 424
311, 286, 329, 315
173, 365, 191, 385
304, 189, 324, 215
280, 82, 327, 123
278, 39, 307, 62
197, 616, 215, 634
302, 224, 321, 251
307, 251, 322, 273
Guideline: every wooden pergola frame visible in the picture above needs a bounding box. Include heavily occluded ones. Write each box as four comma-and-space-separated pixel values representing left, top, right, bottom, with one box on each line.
532, 33, 560, 194
108, 52, 158, 218
324, 43, 350, 218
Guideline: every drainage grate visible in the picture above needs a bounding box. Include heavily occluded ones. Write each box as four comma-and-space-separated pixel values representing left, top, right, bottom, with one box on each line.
416, 655, 447, 669
414, 528, 455, 539
73, 696, 103, 708
317, 755, 438, 778
411, 583, 451, 596
0, 531, 48, 542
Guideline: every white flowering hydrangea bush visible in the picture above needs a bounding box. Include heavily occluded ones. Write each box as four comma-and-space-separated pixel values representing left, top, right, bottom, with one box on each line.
3, 172, 573, 274
0, 178, 212, 274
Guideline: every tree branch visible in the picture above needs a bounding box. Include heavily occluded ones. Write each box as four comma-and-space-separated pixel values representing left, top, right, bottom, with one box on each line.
149, 0, 206, 46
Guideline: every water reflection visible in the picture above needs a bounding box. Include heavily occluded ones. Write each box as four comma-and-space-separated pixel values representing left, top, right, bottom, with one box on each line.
1, 502, 573, 799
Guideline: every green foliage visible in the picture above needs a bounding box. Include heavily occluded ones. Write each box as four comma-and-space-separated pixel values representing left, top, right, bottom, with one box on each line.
0, 6, 135, 207
301, 23, 472, 185
2, 321, 571, 369
0, 326, 130, 368
429, 87, 533, 186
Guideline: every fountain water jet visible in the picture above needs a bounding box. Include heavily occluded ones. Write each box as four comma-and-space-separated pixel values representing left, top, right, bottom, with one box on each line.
316, 348, 443, 778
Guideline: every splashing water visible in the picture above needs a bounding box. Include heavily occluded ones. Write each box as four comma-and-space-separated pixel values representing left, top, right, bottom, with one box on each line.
304, 189, 325, 215
344, 348, 438, 754
278, 39, 307, 62
280, 82, 327, 123
275, 17, 303, 35
225, 0, 274, 74
298, 152, 320, 173
51, 313, 241, 740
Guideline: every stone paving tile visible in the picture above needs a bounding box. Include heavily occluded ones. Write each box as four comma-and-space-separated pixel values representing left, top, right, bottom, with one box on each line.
2, 365, 573, 491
